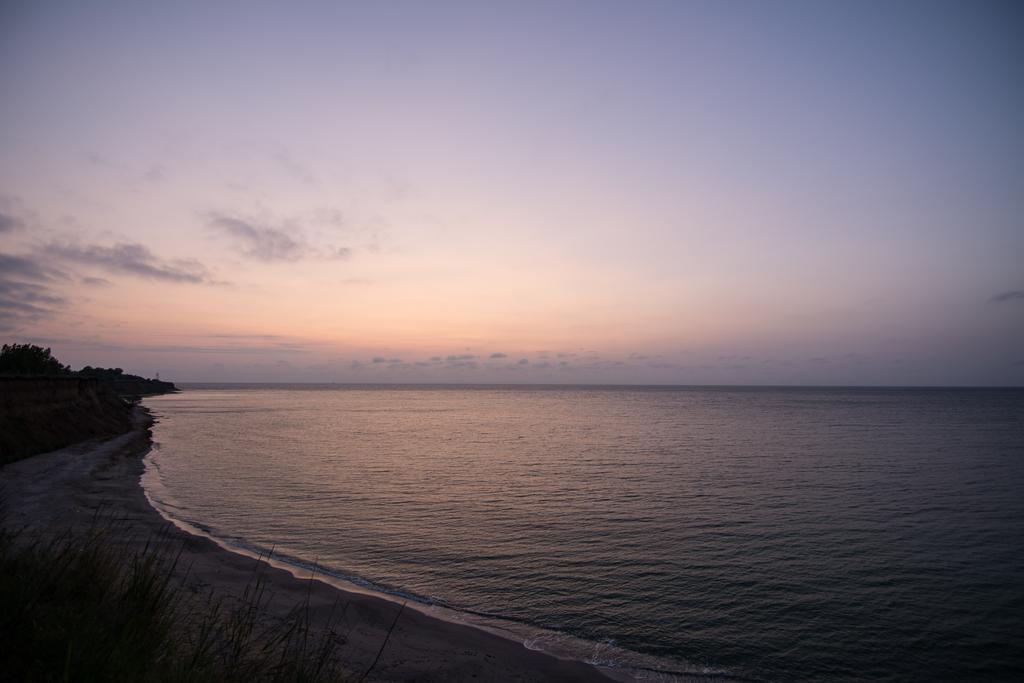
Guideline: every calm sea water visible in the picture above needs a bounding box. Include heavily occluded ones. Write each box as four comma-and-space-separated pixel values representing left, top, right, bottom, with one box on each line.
143, 385, 1024, 681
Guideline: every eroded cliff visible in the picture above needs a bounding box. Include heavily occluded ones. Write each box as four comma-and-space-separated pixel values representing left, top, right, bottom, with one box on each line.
0, 377, 134, 465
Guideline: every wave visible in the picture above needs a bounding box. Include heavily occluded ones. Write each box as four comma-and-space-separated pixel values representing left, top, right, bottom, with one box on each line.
141, 451, 748, 683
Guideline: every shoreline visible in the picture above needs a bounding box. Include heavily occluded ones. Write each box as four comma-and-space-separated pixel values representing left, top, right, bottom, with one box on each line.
1, 405, 628, 683
141, 484, 697, 681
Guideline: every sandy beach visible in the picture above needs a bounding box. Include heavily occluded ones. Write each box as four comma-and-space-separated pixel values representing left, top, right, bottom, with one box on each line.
1, 406, 622, 683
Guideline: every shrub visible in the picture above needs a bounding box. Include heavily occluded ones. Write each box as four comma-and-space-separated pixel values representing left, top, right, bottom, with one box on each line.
0, 518, 350, 682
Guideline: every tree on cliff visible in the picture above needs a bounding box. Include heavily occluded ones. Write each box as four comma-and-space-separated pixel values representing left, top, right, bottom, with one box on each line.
78, 366, 126, 380
0, 343, 72, 376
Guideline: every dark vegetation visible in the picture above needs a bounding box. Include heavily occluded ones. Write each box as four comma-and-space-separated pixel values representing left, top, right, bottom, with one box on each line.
0, 343, 71, 376
1, 343, 176, 393
78, 364, 137, 379
0, 514, 352, 682
0, 344, 177, 464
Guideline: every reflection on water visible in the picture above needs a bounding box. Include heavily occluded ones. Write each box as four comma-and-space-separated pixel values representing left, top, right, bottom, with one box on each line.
145, 385, 1024, 682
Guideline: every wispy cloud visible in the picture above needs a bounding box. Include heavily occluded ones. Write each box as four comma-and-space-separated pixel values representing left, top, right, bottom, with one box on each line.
36, 338, 311, 355
207, 213, 305, 261
44, 242, 210, 283
143, 164, 166, 183
271, 150, 317, 186
208, 333, 289, 340
489, 352, 508, 358
207, 212, 350, 262
0, 252, 66, 330
0, 253, 63, 281
134, 343, 308, 354
0, 279, 64, 314
0, 212, 21, 233
990, 290, 1024, 303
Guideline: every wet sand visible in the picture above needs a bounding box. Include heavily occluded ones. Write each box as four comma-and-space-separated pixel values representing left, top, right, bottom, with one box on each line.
1, 406, 623, 683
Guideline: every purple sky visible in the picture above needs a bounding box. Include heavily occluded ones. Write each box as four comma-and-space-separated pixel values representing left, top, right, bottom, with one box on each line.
1, 1, 1022, 384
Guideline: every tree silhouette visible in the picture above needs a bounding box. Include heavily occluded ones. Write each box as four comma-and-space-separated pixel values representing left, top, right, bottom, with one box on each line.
78, 366, 126, 380
0, 343, 72, 376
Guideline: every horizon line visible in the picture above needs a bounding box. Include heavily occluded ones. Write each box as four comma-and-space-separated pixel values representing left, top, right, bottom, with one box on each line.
171, 381, 1024, 390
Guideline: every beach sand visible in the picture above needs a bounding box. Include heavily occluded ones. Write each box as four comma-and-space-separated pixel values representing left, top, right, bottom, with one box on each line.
1, 406, 623, 683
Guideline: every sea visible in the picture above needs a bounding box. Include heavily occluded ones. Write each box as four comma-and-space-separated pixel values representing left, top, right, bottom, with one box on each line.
141, 385, 1024, 682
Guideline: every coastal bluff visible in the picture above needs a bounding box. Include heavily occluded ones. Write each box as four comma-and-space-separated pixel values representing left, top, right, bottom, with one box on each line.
0, 376, 175, 465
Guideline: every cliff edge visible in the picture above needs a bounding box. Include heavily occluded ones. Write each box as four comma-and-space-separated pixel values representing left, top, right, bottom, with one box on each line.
0, 377, 137, 465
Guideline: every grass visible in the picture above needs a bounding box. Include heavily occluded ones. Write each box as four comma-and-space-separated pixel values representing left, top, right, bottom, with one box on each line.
0, 513, 357, 682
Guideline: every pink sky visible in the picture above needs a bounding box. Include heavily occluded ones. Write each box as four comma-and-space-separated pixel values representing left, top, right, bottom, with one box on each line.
2, 2, 1022, 384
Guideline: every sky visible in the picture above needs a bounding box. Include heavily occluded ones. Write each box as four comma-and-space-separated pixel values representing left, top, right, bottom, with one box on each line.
1, 0, 1022, 385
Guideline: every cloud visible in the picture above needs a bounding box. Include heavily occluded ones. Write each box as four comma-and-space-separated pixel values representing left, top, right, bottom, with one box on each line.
516, 358, 529, 365
81, 276, 111, 286
155, 343, 306, 354
990, 290, 1024, 303
446, 354, 476, 361
209, 333, 288, 339
0, 212, 21, 232
489, 352, 508, 358
0, 253, 61, 281
372, 356, 401, 364
44, 242, 209, 283
207, 212, 351, 262
143, 164, 166, 183
0, 252, 66, 330
0, 278, 64, 313
208, 213, 305, 262
34, 336, 314, 357
96, 342, 309, 355
271, 151, 317, 186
